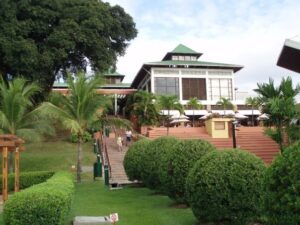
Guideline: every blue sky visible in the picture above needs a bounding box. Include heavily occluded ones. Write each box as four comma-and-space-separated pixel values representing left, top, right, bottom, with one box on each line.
106, 0, 300, 95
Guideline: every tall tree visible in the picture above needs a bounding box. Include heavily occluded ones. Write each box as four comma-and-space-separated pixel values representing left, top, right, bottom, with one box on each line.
129, 91, 159, 126
245, 97, 259, 126
216, 97, 233, 116
0, 0, 137, 99
0, 77, 54, 172
40, 72, 109, 182
254, 77, 300, 150
187, 97, 203, 127
158, 95, 183, 135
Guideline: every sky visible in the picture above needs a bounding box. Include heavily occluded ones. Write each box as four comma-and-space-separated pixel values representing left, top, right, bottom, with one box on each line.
105, 0, 300, 95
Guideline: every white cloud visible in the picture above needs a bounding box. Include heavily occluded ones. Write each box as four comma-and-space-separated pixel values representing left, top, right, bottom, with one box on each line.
107, 0, 300, 93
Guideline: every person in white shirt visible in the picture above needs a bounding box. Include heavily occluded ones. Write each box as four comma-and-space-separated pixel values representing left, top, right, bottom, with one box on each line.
125, 130, 132, 146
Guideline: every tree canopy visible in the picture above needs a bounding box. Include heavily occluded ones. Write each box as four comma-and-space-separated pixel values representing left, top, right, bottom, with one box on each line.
0, 0, 137, 96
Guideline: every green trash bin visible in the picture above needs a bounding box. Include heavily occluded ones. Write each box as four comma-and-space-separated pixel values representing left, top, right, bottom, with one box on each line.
93, 161, 102, 179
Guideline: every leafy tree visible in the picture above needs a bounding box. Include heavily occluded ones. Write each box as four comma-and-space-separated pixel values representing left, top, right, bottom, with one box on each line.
0, 0, 137, 99
158, 95, 183, 135
40, 72, 109, 182
254, 77, 300, 150
216, 97, 233, 116
0, 77, 54, 172
187, 97, 203, 127
129, 91, 159, 126
245, 97, 259, 126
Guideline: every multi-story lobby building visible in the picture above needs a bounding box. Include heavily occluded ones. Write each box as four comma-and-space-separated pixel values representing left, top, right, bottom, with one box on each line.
131, 44, 245, 112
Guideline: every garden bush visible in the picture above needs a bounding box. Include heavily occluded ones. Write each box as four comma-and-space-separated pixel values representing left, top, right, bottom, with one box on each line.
264, 141, 300, 225
141, 136, 179, 190
186, 149, 266, 225
124, 138, 151, 181
0, 171, 54, 194
3, 171, 74, 225
158, 139, 215, 203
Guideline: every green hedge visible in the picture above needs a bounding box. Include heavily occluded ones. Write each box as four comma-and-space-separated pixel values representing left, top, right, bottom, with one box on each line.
158, 139, 215, 203
264, 141, 300, 225
141, 136, 179, 190
186, 149, 266, 225
0, 171, 54, 194
124, 139, 151, 181
3, 171, 74, 225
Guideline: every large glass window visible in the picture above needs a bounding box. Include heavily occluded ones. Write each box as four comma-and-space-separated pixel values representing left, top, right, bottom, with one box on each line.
182, 78, 207, 100
208, 78, 233, 100
154, 77, 179, 96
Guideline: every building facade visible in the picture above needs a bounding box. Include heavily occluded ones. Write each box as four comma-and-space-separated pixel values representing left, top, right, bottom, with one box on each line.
131, 44, 244, 110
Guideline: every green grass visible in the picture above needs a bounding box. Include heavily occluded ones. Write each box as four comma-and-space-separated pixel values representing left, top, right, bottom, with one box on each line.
17, 140, 95, 172
65, 181, 197, 225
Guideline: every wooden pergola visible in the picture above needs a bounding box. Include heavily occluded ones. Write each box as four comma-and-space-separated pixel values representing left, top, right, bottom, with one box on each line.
0, 135, 25, 202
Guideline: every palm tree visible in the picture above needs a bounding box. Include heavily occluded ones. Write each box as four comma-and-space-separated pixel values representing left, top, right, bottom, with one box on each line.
187, 97, 202, 127
245, 97, 259, 126
216, 97, 233, 116
254, 77, 300, 150
158, 95, 183, 135
130, 91, 159, 126
0, 77, 54, 173
40, 72, 109, 182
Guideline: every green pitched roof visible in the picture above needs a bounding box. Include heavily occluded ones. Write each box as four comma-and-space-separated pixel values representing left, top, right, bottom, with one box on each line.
103, 70, 125, 77
146, 60, 243, 71
171, 44, 199, 54
163, 44, 202, 60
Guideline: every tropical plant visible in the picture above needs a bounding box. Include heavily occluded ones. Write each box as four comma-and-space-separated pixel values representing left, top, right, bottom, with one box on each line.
0, 77, 54, 172
187, 97, 202, 127
245, 96, 259, 126
254, 77, 300, 150
216, 97, 233, 116
158, 95, 183, 135
128, 91, 159, 126
39, 72, 109, 182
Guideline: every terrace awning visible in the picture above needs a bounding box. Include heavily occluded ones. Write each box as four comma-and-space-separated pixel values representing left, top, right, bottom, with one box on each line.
277, 37, 300, 73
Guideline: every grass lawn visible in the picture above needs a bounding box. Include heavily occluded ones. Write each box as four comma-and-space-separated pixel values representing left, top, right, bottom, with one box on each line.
0, 140, 96, 172
65, 181, 197, 225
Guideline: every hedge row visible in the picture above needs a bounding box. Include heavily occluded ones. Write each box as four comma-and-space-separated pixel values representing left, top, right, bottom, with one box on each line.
0, 171, 54, 194
3, 171, 74, 225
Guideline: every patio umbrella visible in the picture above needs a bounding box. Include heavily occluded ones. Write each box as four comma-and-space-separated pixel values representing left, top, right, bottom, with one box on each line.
257, 113, 269, 120
199, 113, 211, 120
171, 114, 189, 119
170, 118, 190, 124
234, 112, 248, 119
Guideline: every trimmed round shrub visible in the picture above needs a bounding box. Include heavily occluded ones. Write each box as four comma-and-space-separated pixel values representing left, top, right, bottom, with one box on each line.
264, 141, 300, 225
158, 139, 215, 203
141, 136, 179, 190
186, 149, 266, 225
124, 138, 151, 181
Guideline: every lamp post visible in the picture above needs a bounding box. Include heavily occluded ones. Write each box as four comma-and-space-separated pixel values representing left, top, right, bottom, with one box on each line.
232, 120, 238, 148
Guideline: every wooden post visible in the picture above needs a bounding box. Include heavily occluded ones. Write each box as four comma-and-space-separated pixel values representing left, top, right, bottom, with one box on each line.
14, 148, 20, 192
2, 146, 8, 201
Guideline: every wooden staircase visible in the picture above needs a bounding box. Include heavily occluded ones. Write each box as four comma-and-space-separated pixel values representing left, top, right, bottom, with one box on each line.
105, 137, 133, 185
147, 127, 280, 164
